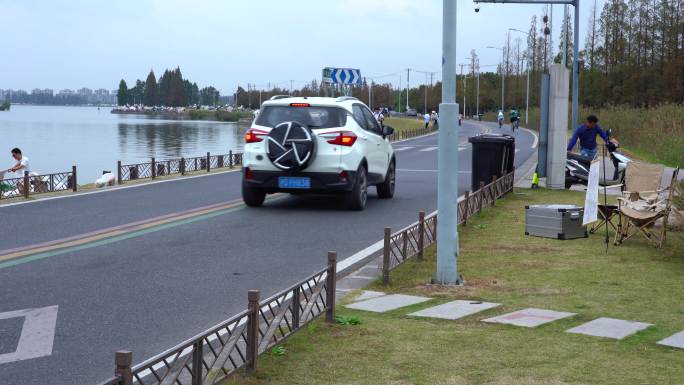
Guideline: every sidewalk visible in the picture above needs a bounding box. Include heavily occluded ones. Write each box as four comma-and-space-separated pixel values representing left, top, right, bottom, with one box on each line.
223, 187, 684, 385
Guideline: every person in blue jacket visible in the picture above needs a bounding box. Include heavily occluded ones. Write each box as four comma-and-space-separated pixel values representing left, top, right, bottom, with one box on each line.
567, 115, 617, 159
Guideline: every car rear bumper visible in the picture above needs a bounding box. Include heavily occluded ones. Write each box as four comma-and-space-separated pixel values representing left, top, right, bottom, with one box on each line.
243, 169, 358, 193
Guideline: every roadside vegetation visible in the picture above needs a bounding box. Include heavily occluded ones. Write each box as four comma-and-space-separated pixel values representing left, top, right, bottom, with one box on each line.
383, 116, 430, 134
482, 104, 684, 167
223, 188, 684, 385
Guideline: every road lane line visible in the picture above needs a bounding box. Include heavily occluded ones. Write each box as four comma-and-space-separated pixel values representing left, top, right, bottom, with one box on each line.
393, 147, 413, 152
0, 305, 59, 364
398, 169, 470, 173
418, 146, 438, 152
0, 195, 284, 269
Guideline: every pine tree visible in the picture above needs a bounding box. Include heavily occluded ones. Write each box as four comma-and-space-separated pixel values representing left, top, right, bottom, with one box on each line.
117, 79, 128, 106
143, 70, 158, 106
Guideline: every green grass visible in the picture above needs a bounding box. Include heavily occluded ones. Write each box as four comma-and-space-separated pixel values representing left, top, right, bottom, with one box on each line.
223, 188, 684, 385
481, 104, 684, 167
384, 116, 430, 134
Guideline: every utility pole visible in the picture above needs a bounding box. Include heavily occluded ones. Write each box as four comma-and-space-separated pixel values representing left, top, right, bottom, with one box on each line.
424, 72, 428, 114
562, 4, 568, 67
571, 0, 579, 128
367, 78, 372, 109
290, 80, 293, 96
406, 68, 410, 111
458, 64, 464, 116
476, 60, 480, 117
435, 0, 461, 285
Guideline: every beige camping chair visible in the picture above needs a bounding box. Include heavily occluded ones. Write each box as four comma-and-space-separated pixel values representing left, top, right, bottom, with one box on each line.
622, 161, 665, 203
590, 161, 665, 234
614, 167, 680, 248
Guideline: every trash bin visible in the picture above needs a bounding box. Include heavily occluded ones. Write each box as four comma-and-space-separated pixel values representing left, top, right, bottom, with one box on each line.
468, 133, 515, 191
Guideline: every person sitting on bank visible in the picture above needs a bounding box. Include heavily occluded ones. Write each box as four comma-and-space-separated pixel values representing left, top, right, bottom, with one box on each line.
566, 115, 617, 159
8, 148, 30, 194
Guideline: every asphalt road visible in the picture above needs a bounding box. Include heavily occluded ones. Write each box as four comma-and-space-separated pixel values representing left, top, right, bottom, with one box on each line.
0, 120, 536, 385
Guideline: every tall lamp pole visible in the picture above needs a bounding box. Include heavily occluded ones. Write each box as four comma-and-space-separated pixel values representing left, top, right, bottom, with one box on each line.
435, 0, 461, 285
487, 46, 505, 111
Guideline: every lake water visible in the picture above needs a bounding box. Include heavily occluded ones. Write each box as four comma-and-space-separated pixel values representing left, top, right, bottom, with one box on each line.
0, 105, 247, 182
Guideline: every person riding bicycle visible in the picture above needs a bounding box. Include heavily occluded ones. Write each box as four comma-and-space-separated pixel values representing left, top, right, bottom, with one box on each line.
497, 110, 504, 127
509, 108, 520, 128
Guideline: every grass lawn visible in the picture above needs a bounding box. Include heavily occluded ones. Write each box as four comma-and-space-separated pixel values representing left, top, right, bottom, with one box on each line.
224, 188, 684, 385
384, 116, 429, 134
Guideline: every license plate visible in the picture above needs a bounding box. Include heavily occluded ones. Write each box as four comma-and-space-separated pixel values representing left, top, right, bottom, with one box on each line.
278, 177, 311, 189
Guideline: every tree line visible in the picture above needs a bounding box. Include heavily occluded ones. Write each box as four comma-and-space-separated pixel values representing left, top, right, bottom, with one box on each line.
117, 67, 222, 107
486, 0, 682, 111
238, 0, 681, 115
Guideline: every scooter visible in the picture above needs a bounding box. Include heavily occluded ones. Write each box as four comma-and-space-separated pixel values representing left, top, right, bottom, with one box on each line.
565, 128, 632, 189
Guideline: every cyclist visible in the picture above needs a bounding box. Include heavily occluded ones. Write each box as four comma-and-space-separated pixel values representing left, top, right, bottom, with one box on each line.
509, 108, 520, 131
497, 110, 504, 128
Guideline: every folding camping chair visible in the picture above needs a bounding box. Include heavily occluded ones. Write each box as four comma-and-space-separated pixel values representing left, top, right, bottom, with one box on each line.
614, 167, 680, 248
591, 161, 665, 234
621, 161, 665, 203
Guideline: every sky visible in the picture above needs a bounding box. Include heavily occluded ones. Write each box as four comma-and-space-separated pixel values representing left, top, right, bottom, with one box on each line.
1, 0, 603, 94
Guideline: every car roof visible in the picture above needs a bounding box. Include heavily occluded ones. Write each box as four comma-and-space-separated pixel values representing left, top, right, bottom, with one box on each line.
261, 96, 364, 111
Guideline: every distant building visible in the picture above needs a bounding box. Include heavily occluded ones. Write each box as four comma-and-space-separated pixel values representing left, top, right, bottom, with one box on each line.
57, 89, 75, 97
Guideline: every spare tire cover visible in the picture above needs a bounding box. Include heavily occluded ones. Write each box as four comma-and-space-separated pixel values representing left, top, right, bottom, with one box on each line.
266, 121, 316, 171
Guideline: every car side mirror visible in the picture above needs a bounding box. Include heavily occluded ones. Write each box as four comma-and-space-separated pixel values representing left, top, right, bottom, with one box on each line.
382, 125, 394, 138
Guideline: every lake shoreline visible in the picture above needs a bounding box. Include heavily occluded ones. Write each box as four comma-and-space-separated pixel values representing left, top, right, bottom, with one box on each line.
111, 108, 253, 123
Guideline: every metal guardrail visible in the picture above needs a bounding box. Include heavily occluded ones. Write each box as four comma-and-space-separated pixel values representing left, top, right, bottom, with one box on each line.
117, 152, 243, 184
381, 170, 515, 284
0, 167, 77, 200
100, 252, 337, 385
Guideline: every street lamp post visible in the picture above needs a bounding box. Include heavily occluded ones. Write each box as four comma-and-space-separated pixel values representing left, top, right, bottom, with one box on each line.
487, 46, 505, 111
435, 0, 461, 285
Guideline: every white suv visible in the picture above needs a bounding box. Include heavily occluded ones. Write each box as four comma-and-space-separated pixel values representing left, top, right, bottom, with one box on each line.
241, 96, 396, 210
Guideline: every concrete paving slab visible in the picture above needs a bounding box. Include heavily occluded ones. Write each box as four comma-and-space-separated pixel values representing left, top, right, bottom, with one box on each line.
657, 331, 684, 349
355, 290, 386, 301
409, 300, 500, 320
482, 308, 576, 328
345, 294, 430, 313
566, 317, 653, 340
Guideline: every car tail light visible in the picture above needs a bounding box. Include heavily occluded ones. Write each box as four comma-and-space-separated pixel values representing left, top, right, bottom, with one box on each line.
245, 167, 254, 180
245, 128, 268, 143
289, 103, 310, 107
324, 131, 357, 146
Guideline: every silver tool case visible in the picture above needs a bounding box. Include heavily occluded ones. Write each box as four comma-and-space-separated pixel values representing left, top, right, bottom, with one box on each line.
525, 204, 588, 240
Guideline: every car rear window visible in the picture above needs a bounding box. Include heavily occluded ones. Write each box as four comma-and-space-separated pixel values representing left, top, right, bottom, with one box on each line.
255, 106, 347, 129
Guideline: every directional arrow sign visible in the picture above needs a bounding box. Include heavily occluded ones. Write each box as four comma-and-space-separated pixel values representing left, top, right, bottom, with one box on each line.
0, 305, 58, 364
322, 67, 362, 85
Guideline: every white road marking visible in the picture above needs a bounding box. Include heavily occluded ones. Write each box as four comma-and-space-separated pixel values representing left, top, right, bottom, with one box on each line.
419, 146, 439, 152
0, 305, 59, 364
515, 149, 521, 153
393, 147, 413, 152
398, 169, 470, 173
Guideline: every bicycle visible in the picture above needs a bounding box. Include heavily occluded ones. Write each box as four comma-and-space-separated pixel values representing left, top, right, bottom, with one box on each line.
511, 119, 519, 132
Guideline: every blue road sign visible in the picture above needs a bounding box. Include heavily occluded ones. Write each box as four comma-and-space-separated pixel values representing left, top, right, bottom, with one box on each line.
322, 67, 362, 85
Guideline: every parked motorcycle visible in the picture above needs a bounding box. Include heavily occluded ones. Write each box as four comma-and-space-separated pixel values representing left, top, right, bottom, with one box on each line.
565, 128, 631, 189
